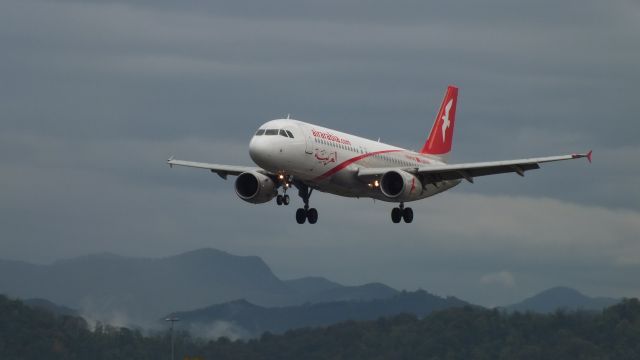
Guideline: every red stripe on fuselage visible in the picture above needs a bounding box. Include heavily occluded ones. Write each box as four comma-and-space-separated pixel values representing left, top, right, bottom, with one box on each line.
313, 149, 401, 181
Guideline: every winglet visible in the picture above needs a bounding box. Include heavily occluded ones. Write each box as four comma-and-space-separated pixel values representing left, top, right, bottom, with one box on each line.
571, 150, 592, 163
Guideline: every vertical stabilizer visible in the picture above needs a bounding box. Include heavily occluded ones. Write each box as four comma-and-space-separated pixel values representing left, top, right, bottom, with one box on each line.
420, 86, 458, 161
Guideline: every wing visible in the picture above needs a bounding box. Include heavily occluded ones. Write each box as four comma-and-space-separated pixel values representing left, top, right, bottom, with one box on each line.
358, 151, 592, 184
167, 158, 271, 179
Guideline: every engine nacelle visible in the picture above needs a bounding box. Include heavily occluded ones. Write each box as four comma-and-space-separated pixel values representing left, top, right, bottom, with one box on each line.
234, 171, 277, 204
380, 170, 423, 201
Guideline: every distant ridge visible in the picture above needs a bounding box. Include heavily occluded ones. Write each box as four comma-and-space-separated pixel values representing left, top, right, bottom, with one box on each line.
0, 248, 399, 327
168, 289, 471, 338
504, 286, 619, 313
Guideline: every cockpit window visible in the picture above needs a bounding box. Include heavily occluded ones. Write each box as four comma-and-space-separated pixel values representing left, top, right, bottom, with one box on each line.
255, 129, 265, 136
285, 130, 294, 138
279, 129, 288, 137
265, 129, 278, 135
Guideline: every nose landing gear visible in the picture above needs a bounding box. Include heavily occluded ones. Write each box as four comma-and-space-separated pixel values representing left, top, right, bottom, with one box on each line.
391, 203, 413, 224
276, 194, 290, 206
275, 174, 291, 206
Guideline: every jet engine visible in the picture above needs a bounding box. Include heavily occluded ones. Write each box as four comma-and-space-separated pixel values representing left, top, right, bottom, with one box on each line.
234, 171, 277, 204
380, 170, 423, 201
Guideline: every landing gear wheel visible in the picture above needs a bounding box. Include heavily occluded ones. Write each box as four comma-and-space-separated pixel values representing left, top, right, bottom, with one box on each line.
276, 195, 283, 206
296, 208, 307, 224
294, 182, 318, 224
307, 208, 318, 224
391, 207, 402, 223
402, 207, 414, 223
283, 194, 290, 206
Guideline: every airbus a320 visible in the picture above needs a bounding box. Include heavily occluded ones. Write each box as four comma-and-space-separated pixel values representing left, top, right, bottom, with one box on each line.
168, 86, 591, 224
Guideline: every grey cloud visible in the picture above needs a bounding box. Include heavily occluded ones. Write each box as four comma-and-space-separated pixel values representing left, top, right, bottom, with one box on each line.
0, 0, 638, 308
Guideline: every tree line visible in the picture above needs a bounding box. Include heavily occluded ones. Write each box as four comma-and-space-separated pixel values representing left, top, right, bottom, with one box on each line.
1, 294, 639, 359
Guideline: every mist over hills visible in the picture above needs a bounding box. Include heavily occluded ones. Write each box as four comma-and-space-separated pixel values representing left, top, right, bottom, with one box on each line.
0, 248, 398, 327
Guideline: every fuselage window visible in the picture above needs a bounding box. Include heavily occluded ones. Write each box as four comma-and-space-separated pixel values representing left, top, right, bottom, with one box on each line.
286, 130, 294, 138
255, 129, 265, 136
265, 129, 278, 135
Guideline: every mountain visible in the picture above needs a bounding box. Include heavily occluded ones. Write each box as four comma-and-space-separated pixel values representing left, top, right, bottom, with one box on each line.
0, 249, 294, 326
505, 286, 619, 313
0, 248, 398, 327
168, 290, 471, 338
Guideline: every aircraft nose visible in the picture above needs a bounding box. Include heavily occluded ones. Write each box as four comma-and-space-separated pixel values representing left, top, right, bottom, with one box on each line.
249, 136, 271, 167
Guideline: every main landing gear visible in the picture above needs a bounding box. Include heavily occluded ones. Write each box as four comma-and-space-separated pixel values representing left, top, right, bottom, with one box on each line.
391, 203, 413, 224
275, 177, 318, 224
295, 183, 318, 224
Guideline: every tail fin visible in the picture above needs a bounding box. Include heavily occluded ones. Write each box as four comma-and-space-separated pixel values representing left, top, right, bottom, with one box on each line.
420, 85, 458, 160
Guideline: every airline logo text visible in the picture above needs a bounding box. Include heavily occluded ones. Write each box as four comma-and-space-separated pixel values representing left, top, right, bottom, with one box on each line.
312, 129, 352, 146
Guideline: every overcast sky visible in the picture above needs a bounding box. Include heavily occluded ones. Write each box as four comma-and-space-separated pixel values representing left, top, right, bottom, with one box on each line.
1, 0, 639, 307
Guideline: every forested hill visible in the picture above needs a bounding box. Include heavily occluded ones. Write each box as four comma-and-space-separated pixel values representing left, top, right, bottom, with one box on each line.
2, 294, 640, 359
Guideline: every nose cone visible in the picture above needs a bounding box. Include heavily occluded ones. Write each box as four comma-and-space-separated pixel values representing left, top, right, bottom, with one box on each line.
249, 136, 272, 168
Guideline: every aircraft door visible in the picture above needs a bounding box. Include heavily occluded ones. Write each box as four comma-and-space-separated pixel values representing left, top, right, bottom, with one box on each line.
302, 126, 314, 154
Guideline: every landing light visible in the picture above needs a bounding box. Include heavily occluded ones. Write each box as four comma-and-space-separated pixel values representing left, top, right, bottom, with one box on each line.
278, 174, 285, 180
374, 180, 380, 187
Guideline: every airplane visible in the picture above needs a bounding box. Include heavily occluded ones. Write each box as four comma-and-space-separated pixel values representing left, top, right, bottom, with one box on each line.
168, 85, 591, 224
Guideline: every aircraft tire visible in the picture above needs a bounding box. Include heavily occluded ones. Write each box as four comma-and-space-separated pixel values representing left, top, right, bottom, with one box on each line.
283, 194, 290, 205
296, 208, 306, 224
307, 208, 318, 224
391, 207, 402, 223
276, 195, 283, 206
403, 207, 414, 223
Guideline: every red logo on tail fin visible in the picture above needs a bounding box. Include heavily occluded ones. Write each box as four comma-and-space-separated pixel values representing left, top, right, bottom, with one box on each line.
420, 86, 458, 155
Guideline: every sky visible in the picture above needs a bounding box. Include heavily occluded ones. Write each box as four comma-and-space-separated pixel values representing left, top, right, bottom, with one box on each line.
1, 0, 639, 307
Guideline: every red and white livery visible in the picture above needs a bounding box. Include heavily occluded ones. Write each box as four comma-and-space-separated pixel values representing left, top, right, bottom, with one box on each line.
169, 86, 591, 224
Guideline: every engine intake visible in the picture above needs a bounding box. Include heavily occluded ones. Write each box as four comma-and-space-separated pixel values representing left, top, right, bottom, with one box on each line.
380, 170, 423, 201
235, 171, 277, 204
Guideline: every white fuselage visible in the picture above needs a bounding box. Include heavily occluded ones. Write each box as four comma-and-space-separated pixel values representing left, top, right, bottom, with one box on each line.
249, 119, 460, 202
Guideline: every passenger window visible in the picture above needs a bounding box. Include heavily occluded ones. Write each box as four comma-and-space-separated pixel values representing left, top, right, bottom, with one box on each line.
265, 129, 278, 135
255, 129, 265, 135
286, 130, 294, 138
279, 129, 288, 137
